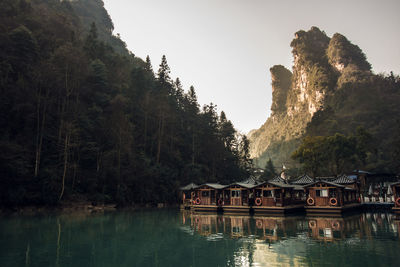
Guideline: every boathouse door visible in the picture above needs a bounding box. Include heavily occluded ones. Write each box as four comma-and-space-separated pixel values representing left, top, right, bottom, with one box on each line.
231, 189, 242, 206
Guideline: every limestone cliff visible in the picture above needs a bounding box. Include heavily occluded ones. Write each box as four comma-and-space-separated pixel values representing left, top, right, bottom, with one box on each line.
249, 27, 334, 166
248, 26, 400, 170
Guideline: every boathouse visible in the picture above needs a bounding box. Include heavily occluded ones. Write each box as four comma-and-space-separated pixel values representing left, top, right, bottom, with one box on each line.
252, 180, 304, 214
304, 180, 361, 215
391, 181, 400, 214
191, 183, 226, 212
222, 182, 255, 213
180, 183, 198, 209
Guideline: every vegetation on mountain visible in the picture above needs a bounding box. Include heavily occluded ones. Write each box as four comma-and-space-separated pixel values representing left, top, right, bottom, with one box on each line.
291, 127, 373, 177
249, 26, 400, 176
0, 0, 250, 207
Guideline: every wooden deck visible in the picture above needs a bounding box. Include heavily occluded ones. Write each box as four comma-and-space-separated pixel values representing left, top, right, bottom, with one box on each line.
393, 207, 400, 214
252, 204, 304, 215
192, 205, 222, 212
223, 205, 251, 214
305, 203, 361, 216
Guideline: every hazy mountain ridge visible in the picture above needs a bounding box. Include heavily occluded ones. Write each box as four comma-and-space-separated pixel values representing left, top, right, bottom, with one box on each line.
249, 27, 400, 172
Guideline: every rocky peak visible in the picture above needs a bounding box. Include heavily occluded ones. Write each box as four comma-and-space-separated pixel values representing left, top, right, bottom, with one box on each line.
270, 65, 292, 116
289, 27, 333, 118
327, 33, 371, 72
291, 26, 330, 66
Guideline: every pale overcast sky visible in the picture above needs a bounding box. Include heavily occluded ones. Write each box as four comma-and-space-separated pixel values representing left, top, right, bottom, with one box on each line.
103, 0, 400, 133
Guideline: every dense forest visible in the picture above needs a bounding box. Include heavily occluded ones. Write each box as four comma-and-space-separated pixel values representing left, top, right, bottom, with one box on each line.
0, 0, 252, 207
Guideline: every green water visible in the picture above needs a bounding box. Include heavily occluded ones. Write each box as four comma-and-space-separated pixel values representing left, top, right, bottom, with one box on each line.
0, 209, 399, 267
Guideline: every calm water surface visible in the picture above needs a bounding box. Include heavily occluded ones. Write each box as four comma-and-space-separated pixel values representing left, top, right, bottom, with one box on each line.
0, 209, 399, 267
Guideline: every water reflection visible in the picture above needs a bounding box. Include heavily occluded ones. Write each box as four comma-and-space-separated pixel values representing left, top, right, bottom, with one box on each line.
0, 210, 400, 267
182, 211, 400, 243
182, 211, 400, 266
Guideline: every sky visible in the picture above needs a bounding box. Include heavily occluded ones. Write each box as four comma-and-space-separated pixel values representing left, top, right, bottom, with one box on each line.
103, 0, 400, 134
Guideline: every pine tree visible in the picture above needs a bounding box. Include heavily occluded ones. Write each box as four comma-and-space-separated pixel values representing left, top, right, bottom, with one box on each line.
145, 55, 153, 73
157, 55, 171, 84
262, 158, 276, 181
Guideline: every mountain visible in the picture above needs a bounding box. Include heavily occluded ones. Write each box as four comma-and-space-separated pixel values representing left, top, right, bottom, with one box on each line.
249, 27, 400, 173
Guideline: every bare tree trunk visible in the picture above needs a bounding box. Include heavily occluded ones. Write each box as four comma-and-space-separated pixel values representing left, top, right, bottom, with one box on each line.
35, 88, 48, 177
143, 92, 149, 153
156, 112, 164, 164
117, 126, 122, 195
192, 130, 195, 166
34, 85, 41, 177
170, 127, 174, 152
96, 151, 102, 173
59, 131, 70, 201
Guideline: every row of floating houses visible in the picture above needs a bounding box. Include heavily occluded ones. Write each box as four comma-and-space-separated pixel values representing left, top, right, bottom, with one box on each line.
180, 173, 400, 216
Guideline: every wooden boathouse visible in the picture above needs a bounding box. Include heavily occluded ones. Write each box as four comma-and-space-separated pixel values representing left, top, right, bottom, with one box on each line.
252, 179, 305, 215
180, 183, 198, 210
391, 182, 400, 214
222, 182, 255, 214
304, 180, 361, 215
191, 183, 226, 212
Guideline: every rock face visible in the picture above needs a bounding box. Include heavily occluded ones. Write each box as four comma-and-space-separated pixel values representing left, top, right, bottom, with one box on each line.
248, 26, 384, 168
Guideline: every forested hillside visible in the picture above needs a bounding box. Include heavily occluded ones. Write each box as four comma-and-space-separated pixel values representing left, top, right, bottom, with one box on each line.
249, 27, 400, 175
0, 0, 251, 207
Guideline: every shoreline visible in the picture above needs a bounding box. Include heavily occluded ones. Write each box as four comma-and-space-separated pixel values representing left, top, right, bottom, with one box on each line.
0, 202, 179, 215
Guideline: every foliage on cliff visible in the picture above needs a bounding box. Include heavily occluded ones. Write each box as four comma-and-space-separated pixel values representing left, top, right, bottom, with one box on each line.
0, 0, 251, 207
249, 26, 400, 175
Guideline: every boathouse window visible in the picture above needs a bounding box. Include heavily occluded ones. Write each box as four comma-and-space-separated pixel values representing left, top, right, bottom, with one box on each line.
316, 189, 328, 197
263, 190, 272, 197
231, 190, 241, 197
201, 191, 209, 197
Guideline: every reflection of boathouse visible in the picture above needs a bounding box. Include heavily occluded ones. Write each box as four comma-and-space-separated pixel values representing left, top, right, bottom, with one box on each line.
304, 180, 361, 215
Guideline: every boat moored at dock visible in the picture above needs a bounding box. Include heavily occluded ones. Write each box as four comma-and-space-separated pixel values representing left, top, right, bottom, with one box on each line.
304, 180, 361, 216
252, 180, 304, 215
180, 172, 399, 216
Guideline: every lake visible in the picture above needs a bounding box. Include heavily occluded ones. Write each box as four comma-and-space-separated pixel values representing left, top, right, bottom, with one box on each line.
0, 209, 399, 267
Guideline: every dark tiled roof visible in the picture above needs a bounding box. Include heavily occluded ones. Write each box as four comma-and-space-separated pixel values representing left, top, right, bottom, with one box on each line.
333, 174, 356, 184
316, 176, 336, 182
254, 180, 294, 189
390, 181, 400, 186
203, 183, 227, 189
240, 175, 261, 185
228, 182, 257, 189
269, 176, 287, 183
268, 181, 294, 188
304, 180, 345, 188
180, 183, 198, 190
291, 174, 314, 185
